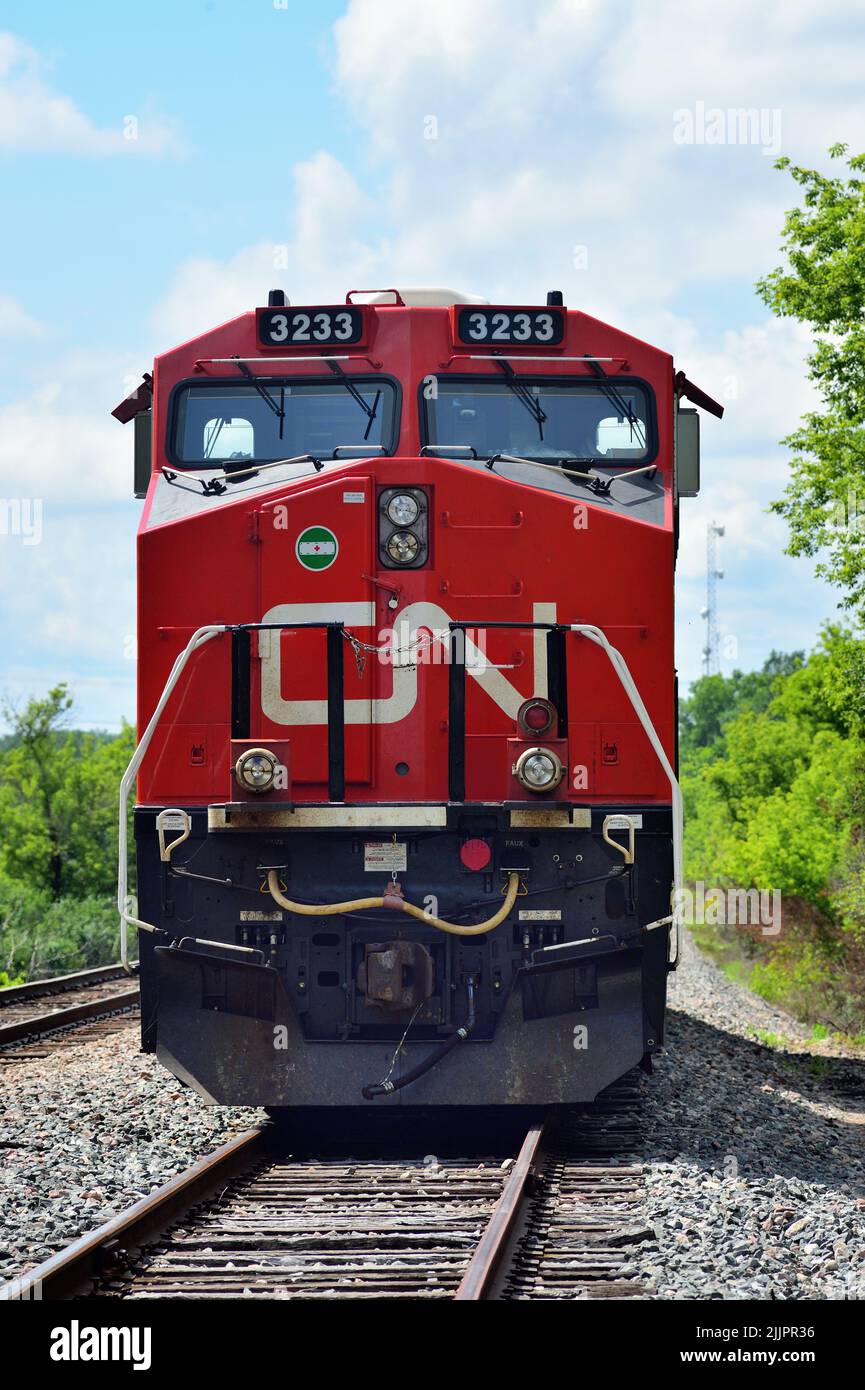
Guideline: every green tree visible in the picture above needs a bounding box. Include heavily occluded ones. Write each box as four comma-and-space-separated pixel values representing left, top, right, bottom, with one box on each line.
680, 629, 865, 1028
0, 685, 75, 896
678, 651, 803, 756
0, 685, 134, 899
756, 145, 865, 615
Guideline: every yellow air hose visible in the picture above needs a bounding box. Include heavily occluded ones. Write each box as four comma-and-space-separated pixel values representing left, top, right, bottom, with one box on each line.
266, 869, 520, 937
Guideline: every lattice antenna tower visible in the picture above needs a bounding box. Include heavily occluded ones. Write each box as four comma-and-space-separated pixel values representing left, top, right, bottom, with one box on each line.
700, 520, 724, 676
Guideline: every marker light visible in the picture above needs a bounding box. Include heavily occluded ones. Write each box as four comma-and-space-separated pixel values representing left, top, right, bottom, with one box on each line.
386, 493, 420, 527
512, 746, 564, 793
235, 747, 280, 793
460, 837, 492, 871
517, 697, 557, 736
386, 530, 420, 564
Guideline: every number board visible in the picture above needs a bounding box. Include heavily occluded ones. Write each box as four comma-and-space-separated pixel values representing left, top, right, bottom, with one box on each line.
257, 305, 366, 349
455, 306, 565, 347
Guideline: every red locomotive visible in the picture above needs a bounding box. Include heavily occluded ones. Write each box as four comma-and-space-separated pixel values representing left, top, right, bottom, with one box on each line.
114, 287, 720, 1113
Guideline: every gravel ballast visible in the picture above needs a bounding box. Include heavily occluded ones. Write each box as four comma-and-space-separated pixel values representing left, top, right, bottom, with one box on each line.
1, 937, 864, 1297
0, 1022, 263, 1281
638, 932, 865, 1299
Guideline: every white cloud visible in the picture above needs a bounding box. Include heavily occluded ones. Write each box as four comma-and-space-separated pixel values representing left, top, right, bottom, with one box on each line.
0, 294, 43, 337
595, 0, 865, 146
0, 31, 183, 155
0, 351, 146, 506
152, 153, 384, 345
327, 0, 865, 313
662, 316, 818, 458
0, 662, 136, 733
0, 512, 136, 659
154, 0, 865, 346
0, 349, 139, 717
8, 0, 859, 719
675, 475, 789, 583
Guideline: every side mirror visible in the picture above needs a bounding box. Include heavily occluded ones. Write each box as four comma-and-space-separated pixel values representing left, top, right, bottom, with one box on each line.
676, 408, 700, 497
134, 410, 152, 499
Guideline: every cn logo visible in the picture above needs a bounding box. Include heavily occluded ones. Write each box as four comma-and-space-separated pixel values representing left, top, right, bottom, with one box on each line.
259, 600, 558, 727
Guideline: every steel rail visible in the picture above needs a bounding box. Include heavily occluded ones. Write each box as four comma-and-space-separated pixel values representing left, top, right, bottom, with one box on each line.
0, 962, 137, 1007
0, 1128, 266, 1301
454, 1123, 545, 1300
0, 989, 141, 1047
2, 1093, 646, 1301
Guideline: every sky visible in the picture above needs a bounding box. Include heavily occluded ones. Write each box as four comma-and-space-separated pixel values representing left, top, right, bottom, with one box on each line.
1, 0, 864, 730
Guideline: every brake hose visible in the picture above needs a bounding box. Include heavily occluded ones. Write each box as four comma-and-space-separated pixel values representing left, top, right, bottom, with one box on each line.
266, 869, 519, 937
362, 977, 477, 1100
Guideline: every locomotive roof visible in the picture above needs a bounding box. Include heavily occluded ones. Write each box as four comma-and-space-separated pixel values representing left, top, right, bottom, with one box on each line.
347, 287, 488, 305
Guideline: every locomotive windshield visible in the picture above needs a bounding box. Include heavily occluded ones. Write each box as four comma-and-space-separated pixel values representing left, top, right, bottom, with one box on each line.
169, 377, 399, 467
421, 376, 652, 464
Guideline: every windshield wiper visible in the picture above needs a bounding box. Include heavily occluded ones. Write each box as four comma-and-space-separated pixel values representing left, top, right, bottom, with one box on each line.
580, 355, 646, 450
484, 453, 659, 495
484, 453, 611, 494
162, 453, 322, 497
234, 359, 286, 439
203, 416, 226, 459
492, 356, 547, 440
325, 359, 381, 440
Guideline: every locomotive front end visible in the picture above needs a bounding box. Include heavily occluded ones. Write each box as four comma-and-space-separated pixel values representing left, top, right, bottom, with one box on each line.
117, 287, 719, 1111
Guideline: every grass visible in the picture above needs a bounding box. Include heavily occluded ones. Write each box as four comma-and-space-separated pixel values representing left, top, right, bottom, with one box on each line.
721, 959, 753, 986
750, 1028, 789, 1049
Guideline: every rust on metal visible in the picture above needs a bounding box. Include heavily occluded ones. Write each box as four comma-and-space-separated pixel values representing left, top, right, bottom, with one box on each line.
0, 988, 141, 1046
1, 1083, 649, 1302
0, 1127, 266, 1301
454, 1124, 545, 1300
357, 938, 435, 1010
0, 962, 137, 1007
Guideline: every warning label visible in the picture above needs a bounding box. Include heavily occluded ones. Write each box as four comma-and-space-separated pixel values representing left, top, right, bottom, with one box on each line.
364, 841, 408, 872
240, 910, 283, 922
518, 909, 563, 921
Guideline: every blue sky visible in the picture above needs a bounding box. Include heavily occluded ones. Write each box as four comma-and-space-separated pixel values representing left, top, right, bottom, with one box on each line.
0, 1, 348, 369
1, 0, 863, 729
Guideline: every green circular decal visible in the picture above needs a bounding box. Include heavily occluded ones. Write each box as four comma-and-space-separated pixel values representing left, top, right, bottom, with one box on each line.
296, 524, 339, 571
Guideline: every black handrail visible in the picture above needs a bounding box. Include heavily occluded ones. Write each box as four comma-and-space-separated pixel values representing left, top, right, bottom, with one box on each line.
229, 616, 571, 807
230, 620, 346, 802
446, 620, 570, 802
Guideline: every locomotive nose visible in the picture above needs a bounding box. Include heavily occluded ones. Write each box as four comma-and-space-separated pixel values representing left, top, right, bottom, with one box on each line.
128, 287, 687, 1112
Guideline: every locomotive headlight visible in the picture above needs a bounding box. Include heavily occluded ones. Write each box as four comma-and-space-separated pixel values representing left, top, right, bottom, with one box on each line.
513, 746, 564, 793
386, 530, 420, 564
386, 492, 420, 527
235, 746, 279, 794
379, 487, 427, 568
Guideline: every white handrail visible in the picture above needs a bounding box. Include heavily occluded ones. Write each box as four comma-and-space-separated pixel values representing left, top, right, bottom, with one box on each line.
117, 625, 227, 970
570, 624, 683, 964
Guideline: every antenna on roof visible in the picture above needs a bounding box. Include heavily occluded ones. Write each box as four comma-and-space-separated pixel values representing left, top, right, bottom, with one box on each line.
546, 290, 564, 306
267, 289, 288, 307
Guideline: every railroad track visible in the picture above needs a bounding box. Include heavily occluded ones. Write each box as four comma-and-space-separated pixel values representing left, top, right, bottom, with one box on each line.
0, 963, 139, 1055
1, 1078, 651, 1301
464, 1082, 652, 1299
